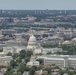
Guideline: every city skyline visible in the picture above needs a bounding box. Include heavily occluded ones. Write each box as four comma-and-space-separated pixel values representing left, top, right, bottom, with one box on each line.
0, 0, 76, 10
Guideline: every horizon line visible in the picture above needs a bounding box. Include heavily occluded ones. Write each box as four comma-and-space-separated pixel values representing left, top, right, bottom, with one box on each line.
1, 9, 76, 11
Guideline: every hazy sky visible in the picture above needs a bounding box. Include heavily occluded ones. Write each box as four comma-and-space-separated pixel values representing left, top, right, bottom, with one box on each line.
0, 0, 76, 10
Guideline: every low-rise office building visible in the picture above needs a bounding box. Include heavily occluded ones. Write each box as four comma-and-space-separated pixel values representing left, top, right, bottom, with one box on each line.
38, 55, 76, 68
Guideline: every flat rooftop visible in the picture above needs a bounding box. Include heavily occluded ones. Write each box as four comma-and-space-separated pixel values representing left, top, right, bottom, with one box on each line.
41, 55, 76, 58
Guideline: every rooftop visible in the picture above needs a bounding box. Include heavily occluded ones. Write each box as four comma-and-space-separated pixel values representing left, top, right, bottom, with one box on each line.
40, 55, 76, 58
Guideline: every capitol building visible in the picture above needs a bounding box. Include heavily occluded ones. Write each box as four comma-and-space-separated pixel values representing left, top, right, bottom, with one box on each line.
3, 34, 62, 54
27, 35, 42, 54
3, 34, 43, 54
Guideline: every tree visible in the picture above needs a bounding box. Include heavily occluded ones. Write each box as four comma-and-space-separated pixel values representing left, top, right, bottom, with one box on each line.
19, 50, 26, 59
7, 66, 12, 71
31, 66, 37, 70
7, 52, 12, 56
26, 51, 33, 57
36, 59, 44, 65
68, 46, 75, 55
69, 66, 74, 70
10, 60, 17, 68
0, 49, 3, 52
13, 53, 19, 59
4, 67, 14, 75
4, 72, 13, 75
30, 66, 37, 75
16, 57, 22, 63
30, 68, 35, 75
14, 72, 22, 75
61, 45, 69, 50
18, 63, 29, 73
25, 57, 30, 63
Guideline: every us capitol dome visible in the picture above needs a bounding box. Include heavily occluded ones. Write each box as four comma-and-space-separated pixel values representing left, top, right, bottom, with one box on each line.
27, 35, 38, 49
27, 35, 42, 54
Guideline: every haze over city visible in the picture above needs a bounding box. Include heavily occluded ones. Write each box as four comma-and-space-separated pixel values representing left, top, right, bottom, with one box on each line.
0, 0, 76, 10
1, 0, 76, 75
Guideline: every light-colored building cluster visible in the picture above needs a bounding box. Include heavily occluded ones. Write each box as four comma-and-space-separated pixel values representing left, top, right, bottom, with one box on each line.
26, 56, 39, 67
38, 55, 76, 68
0, 52, 12, 66
2, 34, 62, 54
26, 35, 62, 54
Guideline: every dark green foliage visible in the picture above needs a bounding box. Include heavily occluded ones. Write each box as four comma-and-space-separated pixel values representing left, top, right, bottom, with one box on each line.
19, 50, 26, 59
25, 57, 30, 63
13, 53, 19, 59
26, 51, 33, 57
16, 57, 22, 63
18, 63, 29, 73
30, 68, 35, 75
10, 60, 17, 68
7, 52, 12, 56
0, 49, 3, 52
36, 59, 44, 65
59, 45, 76, 55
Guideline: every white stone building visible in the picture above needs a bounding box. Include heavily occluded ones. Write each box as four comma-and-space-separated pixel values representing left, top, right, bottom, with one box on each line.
27, 35, 42, 54
38, 55, 76, 68
3, 34, 63, 54
0, 52, 12, 66
26, 56, 39, 67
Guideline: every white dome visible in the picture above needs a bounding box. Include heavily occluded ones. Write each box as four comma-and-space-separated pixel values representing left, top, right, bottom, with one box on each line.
29, 35, 37, 42
28, 41, 37, 45
27, 35, 38, 49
